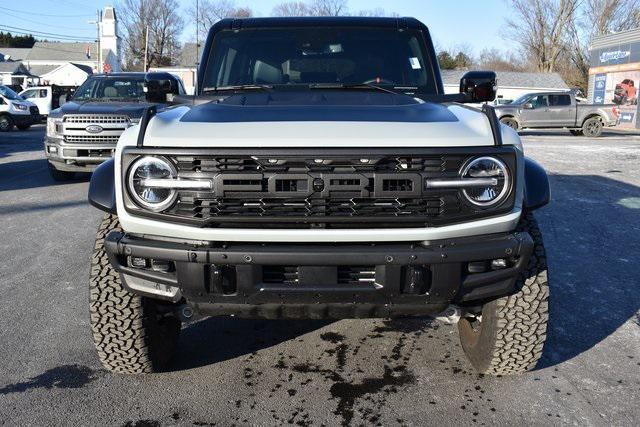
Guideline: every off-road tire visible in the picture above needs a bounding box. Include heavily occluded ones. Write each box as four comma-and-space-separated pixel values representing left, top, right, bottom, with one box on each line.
569, 129, 583, 136
0, 114, 13, 132
458, 212, 549, 375
89, 214, 181, 374
582, 116, 603, 137
48, 162, 75, 181
499, 117, 519, 131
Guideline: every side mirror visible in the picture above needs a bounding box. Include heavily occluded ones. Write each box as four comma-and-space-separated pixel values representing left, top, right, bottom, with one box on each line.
145, 74, 180, 103
523, 103, 534, 110
459, 71, 497, 103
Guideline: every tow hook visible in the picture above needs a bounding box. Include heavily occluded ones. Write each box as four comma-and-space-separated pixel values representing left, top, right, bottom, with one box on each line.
175, 304, 196, 322
434, 306, 462, 324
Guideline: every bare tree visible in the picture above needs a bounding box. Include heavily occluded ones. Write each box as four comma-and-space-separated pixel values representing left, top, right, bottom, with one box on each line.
272, 1, 311, 16
356, 8, 400, 17
308, 0, 349, 16
477, 48, 529, 71
191, 0, 253, 41
565, 0, 640, 91
118, 0, 184, 70
505, 0, 580, 72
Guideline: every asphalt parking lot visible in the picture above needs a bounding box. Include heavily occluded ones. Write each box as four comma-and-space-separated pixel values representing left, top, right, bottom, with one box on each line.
0, 125, 639, 426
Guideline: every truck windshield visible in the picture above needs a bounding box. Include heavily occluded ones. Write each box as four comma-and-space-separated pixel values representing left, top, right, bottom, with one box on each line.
73, 77, 146, 101
202, 27, 435, 93
0, 85, 22, 101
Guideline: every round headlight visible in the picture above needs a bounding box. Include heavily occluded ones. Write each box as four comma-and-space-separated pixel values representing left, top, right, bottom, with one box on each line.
461, 157, 510, 207
127, 156, 177, 211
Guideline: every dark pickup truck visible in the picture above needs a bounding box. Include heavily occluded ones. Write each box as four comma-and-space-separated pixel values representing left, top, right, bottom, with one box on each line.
494, 91, 618, 137
44, 72, 184, 180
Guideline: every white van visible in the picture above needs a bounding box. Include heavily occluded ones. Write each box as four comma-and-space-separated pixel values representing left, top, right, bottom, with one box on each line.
0, 85, 40, 131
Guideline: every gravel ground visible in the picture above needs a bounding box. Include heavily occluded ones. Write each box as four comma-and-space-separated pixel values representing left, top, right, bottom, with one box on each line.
0, 125, 639, 426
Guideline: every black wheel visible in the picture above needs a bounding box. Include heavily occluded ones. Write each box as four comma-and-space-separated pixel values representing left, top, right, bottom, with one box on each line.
569, 129, 583, 136
48, 162, 76, 181
0, 115, 14, 132
458, 213, 549, 375
582, 116, 603, 137
90, 214, 181, 374
17, 124, 31, 131
500, 117, 519, 131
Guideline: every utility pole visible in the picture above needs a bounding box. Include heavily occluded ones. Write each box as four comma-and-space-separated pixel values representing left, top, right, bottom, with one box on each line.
89, 9, 102, 73
143, 25, 149, 71
195, 0, 199, 94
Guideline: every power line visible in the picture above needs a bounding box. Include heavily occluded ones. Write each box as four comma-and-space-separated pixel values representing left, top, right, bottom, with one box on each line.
1, 11, 95, 33
0, 6, 94, 18
0, 27, 94, 42
0, 24, 94, 42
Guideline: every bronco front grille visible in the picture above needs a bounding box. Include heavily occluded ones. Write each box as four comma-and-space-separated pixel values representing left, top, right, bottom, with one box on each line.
122, 148, 517, 229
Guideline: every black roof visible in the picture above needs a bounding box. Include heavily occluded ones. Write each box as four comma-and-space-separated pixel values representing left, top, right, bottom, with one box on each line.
216, 16, 424, 30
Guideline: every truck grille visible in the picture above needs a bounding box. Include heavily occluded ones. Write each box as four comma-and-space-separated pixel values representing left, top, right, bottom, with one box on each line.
64, 135, 121, 144
123, 149, 517, 229
61, 114, 130, 145
63, 115, 130, 124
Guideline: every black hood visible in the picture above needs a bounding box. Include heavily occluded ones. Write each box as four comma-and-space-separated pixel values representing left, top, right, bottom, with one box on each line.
52, 100, 164, 119
180, 91, 458, 123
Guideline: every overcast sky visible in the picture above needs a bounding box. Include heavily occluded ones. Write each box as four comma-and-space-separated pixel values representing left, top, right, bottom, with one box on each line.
2, 0, 515, 55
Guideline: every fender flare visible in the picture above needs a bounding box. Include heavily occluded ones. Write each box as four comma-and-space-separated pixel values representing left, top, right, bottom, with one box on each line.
523, 157, 550, 211
88, 158, 116, 214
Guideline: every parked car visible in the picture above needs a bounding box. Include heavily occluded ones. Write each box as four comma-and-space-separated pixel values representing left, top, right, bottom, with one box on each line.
0, 85, 40, 131
494, 91, 618, 136
44, 72, 185, 181
19, 85, 76, 118
87, 17, 551, 376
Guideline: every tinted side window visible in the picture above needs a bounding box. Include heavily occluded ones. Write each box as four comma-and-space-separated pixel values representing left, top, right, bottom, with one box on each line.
549, 94, 571, 106
531, 95, 548, 108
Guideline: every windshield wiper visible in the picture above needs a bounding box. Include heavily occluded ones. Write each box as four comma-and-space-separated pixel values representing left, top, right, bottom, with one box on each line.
202, 84, 273, 93
308, 83, 407, 96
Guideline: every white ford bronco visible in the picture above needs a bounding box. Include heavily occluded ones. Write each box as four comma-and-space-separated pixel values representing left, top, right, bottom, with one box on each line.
88, 17, 551, 375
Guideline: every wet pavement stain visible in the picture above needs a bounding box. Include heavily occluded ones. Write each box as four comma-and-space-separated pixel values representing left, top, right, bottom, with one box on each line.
121, 421, 160, 427
330, 365, 416, 426
0, 364, 102, 395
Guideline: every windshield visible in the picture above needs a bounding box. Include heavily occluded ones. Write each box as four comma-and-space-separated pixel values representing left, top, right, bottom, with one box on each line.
511, 94, 534, 105
0, 85, 22, 101
73, 77, 146, 101
203, 27, 435, 93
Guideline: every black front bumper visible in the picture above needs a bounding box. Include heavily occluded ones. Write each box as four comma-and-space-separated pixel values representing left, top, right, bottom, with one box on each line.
11, 113, 38, 126
104, 231, 533, 319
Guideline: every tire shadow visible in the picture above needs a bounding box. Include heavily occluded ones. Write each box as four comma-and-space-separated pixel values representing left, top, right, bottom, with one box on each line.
536, 174, 640, 369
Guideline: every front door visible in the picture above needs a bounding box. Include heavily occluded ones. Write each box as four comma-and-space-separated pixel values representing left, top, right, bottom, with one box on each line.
519, 95, 549, 128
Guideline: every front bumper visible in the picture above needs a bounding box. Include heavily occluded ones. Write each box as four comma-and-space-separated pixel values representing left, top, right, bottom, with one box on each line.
104, 230, 533, 319
45, 138, 115, 172
11, 113, 38, 126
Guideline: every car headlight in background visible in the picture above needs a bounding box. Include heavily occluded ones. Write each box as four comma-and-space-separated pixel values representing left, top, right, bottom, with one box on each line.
13, 103, 27, 111
127, 156, 178, 211
46, 117, 63, 138
461, 157, 510, 207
